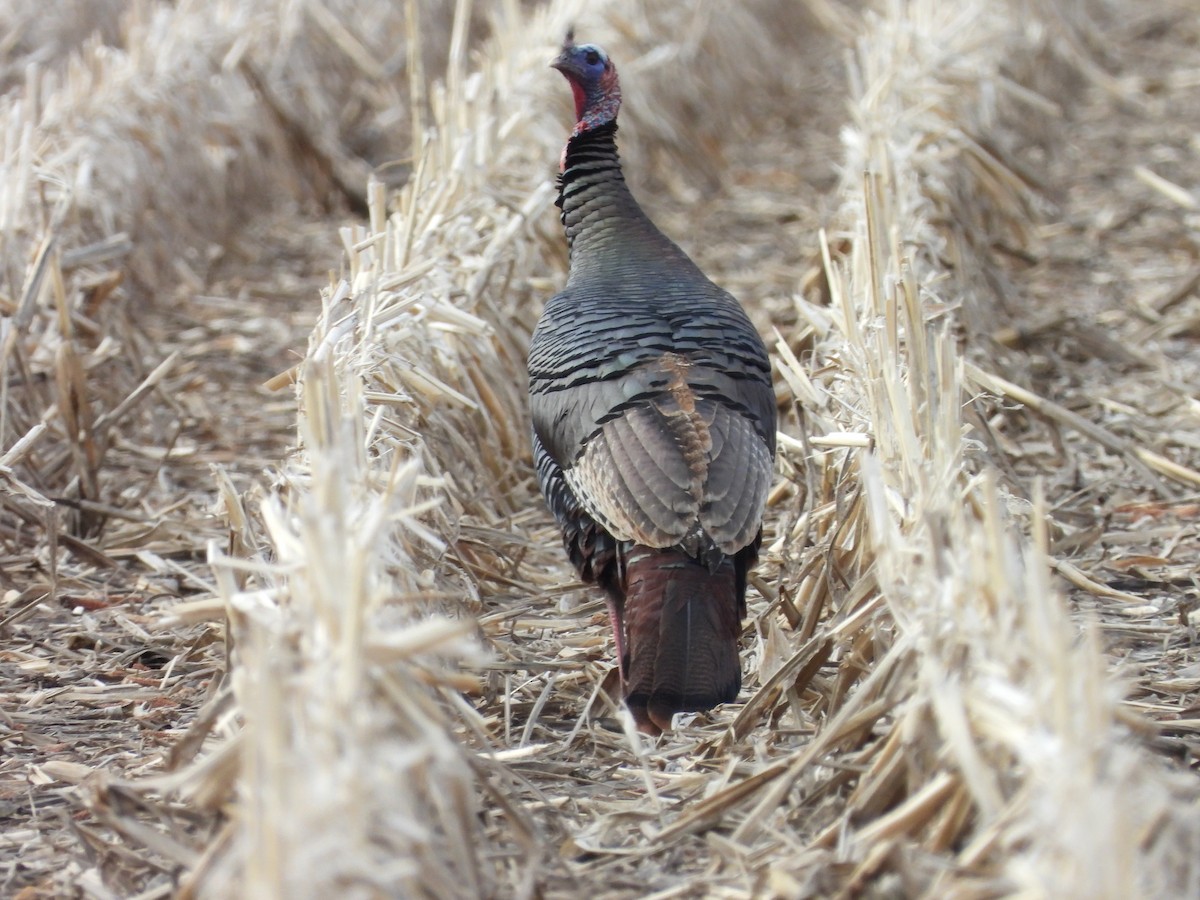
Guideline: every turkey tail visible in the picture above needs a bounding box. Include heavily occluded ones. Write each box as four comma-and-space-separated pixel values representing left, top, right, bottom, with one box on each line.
622, 547, 742, 734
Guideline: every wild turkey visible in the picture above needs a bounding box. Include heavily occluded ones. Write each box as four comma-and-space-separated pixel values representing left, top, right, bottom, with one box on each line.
528, 34, 777, 735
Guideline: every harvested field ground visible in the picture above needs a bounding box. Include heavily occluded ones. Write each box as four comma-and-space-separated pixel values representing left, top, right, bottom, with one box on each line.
2, 1, 1199, 898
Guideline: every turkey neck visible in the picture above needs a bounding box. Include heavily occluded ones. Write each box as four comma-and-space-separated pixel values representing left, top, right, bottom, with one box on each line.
557, 122, 695, 277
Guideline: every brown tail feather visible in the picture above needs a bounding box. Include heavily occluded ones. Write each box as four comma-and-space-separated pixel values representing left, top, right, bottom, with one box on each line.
622, 547, 742, 733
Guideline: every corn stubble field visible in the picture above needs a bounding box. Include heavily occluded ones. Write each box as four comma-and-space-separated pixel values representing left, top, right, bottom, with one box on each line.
3, 0, 1200, 897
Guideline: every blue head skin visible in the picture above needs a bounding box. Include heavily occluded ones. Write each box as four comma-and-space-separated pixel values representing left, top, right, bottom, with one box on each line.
551, 34, 622, 138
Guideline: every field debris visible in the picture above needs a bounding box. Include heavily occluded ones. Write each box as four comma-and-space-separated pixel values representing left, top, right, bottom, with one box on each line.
2, 0, 1199, 897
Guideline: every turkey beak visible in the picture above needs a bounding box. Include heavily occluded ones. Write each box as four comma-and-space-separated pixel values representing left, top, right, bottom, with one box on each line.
551, 53, 585, 84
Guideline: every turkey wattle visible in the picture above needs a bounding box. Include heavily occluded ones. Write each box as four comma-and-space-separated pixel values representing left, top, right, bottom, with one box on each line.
527, 34, 777, 735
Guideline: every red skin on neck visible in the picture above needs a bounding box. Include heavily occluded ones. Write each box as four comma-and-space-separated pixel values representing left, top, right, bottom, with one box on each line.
559, 63, 622, 171
570, 80, 587, 120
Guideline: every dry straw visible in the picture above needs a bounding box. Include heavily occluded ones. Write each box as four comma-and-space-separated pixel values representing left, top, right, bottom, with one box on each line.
1, 0, 454, 893
201, 0, 1197, 894
0, 0, 429, 567
5, 0, 1200, 896
786, 3, 1200, 894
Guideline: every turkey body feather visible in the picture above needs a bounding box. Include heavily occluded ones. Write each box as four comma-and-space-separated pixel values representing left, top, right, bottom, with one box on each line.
529, 36, 776, 734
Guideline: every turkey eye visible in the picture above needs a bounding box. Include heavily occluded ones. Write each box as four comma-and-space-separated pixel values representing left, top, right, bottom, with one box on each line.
585, 50, 601, 66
